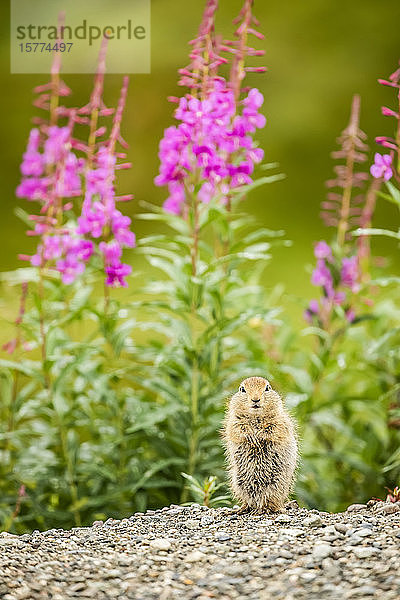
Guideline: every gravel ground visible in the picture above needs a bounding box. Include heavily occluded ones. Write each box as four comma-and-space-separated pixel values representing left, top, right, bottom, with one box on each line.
0, 500, 399, 600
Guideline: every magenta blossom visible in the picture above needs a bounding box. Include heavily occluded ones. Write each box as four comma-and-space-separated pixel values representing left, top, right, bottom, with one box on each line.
105, 262, 132, 287
30, 234, 94, 284
77, 146, 135, 287
345, 308, 356, 323
16, 52, 135, 291
370, 153, 393, 181
314, 241, 333, 261
20, 128, 44, 177
17, 129, 135, 288
100, 240, 132, 287
43, 126, 70, 165
311, 259, 334, 298
308, 299, 319, 313
155, 79, 265, 214
341, 256, 360, 293
304, 299, 320, 322
307, 249, 361, 325
17, 125, 83, 202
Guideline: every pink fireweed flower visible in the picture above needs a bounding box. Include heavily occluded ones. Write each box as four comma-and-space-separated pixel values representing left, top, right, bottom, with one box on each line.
111, 210, 136, 247
30, 234, 94, 284
57, 251, 86, 284
16, 176, 48, 201
370, 153, 393, 180
311, 259, 334, 298
17, 125, 83, 202
155, 79, 265, 214
307, 247, 361, 325
163, 181, 185, 215
304, 298, 320, 323
77, 145, 135, 287
341, 256, 360, 293
77, 147, 135, 244
55, 153, 85, 198
314, 240, 333, 261
16, 45, 135, 290
333, 291, 346, 305
99, 240, 132, 287
105, 262, 132, 288
20, 129, 44, 177
43, 126, 70, 164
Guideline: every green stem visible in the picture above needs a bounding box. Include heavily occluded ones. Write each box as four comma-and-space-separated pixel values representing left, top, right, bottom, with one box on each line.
6, 371, 19, 448
396, 87, 400, 175
58, 417, 81, 526
337, 150, 355, 247
190, 196, 199, 281
181, 360, 199, 504
104, 277, 110, 316
38, 267, 51, 390
118, 396, 127, 480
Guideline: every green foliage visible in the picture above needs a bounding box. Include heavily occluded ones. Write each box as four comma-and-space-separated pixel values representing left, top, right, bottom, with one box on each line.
275, 300, 400, 511
181, 473, 230, 507
2, 166, 400, 531
129, 196, 284, 505
0, 180, 287, 531
2, 177, 400, 529
0, 272, 186, 532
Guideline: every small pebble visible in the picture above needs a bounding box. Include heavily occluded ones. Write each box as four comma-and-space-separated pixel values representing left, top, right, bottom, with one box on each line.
149, 538, 171, 551
302, 514, 323, 527
346, 504, 367, 512
352, 546, 377, 559
275, 514, 291, 523
280, 528, 304, 537
312, 542, 333, 560
186, 550, 206, 562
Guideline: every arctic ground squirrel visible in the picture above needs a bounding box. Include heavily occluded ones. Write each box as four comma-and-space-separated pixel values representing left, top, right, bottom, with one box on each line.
222, 376, 298, 514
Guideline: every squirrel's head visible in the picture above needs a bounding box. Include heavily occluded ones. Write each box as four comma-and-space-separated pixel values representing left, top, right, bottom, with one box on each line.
230, 376, 282, 417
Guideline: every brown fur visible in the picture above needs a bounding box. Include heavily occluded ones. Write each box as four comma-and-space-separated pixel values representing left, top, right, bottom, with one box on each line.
222, 376, 298, 513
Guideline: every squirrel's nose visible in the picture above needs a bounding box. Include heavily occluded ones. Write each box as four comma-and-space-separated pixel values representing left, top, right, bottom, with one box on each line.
251, 398, 260, 404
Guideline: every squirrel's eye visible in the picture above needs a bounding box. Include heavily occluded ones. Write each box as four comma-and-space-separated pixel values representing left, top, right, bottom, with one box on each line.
265, 383, 271, 392
239, 386, 246, 393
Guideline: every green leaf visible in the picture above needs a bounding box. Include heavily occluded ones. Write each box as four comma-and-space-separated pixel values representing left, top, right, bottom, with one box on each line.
231, 173, 286, 199
0, 359, 42, 379
279, 365, 313, 394
52, 391, 70, 417
137, 211, 189, 235
385, 181, 400, 208
353, 227, 400, 240
130, 458, 183, 494
0, 268, 40, 284
259, 162, 280, 171
369, 276, 400, 287
69, 285, 93, 312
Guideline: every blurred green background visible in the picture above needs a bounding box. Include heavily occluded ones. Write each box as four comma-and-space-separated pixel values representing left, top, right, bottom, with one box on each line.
1, 0, 399, 297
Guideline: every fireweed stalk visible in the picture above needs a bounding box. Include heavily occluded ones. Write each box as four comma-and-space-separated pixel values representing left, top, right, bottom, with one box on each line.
8, 40, 136, 527
372, 60, 400, 180
16, 42, 135, 289
153, 0, 268, 489
155, 0, 266, 217
305, 95, 378, 328
359, 61, 400, 280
